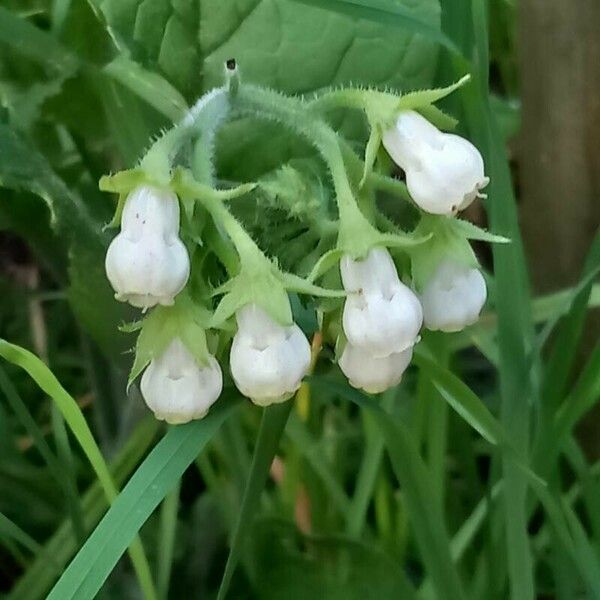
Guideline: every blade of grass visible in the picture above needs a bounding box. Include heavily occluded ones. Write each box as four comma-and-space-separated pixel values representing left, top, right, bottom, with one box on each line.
441, 0, 538, 595
0, 511, 44, 556
47, 397, 238, 600
216, 402, 292, 600
0, 339, 157, 600
157, 480, 181, 600
286, 414, 351, 518
10, 416, 159, 600
0, 365, 85, 542
345, 388, 396, 536
314, 377, 467, 600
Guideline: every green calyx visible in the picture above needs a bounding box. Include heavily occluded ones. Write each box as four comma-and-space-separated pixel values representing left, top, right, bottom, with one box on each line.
410, 214, 510, 290
128, 292, 212, 388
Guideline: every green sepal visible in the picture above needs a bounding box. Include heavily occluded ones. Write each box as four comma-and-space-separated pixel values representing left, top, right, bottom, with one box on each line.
100, 168, 175, 229
280, 272, 345, 299
450, 219, 511, 244
308, 248, 345, 282
410, 215, 484, 290
359, 116, 382, 188
211, 265, 292, 328
394, 75, 471, 118
416, 104, 458, 131
128, 292, 212, 388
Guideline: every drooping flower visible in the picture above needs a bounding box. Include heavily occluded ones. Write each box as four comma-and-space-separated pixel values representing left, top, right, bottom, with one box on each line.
382, 111, 489, 215
230, 303, 311, 407
340, 247, 422, 357
339, 343, 413, 394
105, 185, 190, 310
140, 338, 222, 424
421, 260, 487, 332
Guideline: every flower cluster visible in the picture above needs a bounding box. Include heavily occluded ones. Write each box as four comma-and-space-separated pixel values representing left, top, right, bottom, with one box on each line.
102, 67, 499, 424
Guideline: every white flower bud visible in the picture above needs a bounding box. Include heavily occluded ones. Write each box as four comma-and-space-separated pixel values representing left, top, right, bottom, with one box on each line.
382, 111, 489, 215
421, 260, 487, 332
341, 248, 422, 357
105, 185, 190, 310
339, 343, 413, 394
140, 338, 223, 424
230, 303, 311, 407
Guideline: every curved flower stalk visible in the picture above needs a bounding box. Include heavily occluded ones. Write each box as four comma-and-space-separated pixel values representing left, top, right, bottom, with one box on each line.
141, 337, 222, 424
339, 343, 413, 394
421, 260, 487, 332
105, 185, 190, 310
230, 304, 311, 406
340, 247, 422, 357
382, 110, 489, 215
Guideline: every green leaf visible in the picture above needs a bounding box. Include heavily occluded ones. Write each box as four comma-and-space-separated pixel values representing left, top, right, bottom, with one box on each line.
289, 0, 456, 54
0, 339, 157, 600
0, 5, 79, 73
10, 416, 159, 600
312, 377, 467, 600
47, 397, 238, 600
0, 123, 135, 357
104, 55, 189, 122
0, 511, 43, 556
217, 402, 292, 600
250, 518, 419, 599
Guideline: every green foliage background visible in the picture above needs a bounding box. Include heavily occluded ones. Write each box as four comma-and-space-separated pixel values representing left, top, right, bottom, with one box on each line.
0, 1, 599, 599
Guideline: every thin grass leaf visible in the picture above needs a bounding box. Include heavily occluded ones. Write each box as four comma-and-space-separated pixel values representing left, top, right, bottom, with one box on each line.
0, 511, 43, 556
157, 480, 181, 600
47, 398, 238, 600
0, 339, 157, 600
313, 377, 467, 600
286, 415, 351, 517
10, 416, 159, 600
290, 0, 460, 54
0, 365, 85, 540
217, 402, 292, 600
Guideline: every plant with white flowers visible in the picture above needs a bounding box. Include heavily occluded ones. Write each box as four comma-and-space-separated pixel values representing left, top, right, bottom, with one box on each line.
99, 63, 507, 421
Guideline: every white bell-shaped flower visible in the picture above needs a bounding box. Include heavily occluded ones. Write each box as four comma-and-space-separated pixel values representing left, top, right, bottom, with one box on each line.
230, 303, 311, 407
105, 185, 190, 310
341, 247, 422, 357
339, 343, 413, 394
140, 338, 223, 424
382, 111, 489, 215
421, 260, 487, 332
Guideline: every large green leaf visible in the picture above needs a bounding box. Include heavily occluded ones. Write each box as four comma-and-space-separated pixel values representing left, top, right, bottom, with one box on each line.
250, 518, 419, 599
98, 0, 440, 98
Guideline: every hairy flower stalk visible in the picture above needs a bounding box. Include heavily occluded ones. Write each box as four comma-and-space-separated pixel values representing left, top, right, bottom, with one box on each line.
382, 110, 489, 215
230, 303, 311, 406
105, 185, 190, 310
140, 337, 222, 424
421, 260, 487, 332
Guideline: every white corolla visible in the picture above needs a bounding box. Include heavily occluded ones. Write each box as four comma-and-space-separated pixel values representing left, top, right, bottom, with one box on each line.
382, 110, 489, 215
340, 247, 422, 357
140, 338, 223, 424
339, 343, 413, 394
421, 260, 487, 332
230, 303, 311, 406
105, 185, 190, 310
